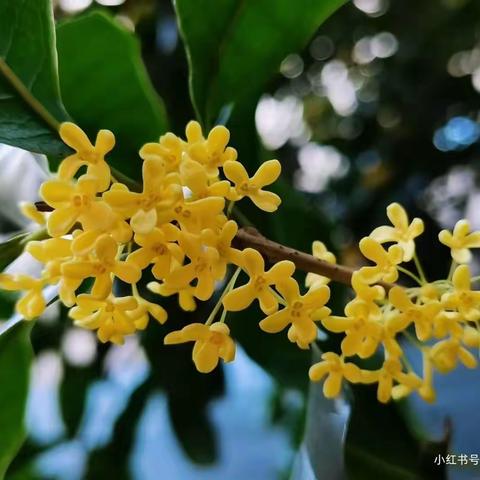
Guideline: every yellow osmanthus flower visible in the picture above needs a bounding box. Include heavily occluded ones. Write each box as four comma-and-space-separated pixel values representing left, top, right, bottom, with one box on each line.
388, 286, 441, 341
26, 237, 73, 268
164, 322, 235, 373
223, 248, 295, 314
148, 281, 197, 312
70, 217, 132, 256
375, 357, 422, 403
309, 352, 363, 398
439, 219, 480, 264
165, 231, 225, 301
305, 241, 336, 289
201, 220, 243, 266
103, 157, 182, 234
0, 274, 46, 320
186, 122, 238, 178
58, 122, 114, 191
62, 234, 141, 299
127, 225, 183, 280
430, 338, 477, 373
70, 294, 141, 344
322, 299, 384, 358
463, 325, 480, 348
351, 271, 385, 303
41, 175, 115, 237
259, 278, 331, 349
161, 195, 225, 234
433, 310, 463, 339
442, 264, 480, 321
224, 159, 282, 212
139, 132, 184, 173
20, 202, 46, 226
130, 287, 168, 325
180, 159, 230, 200
358, 237, 403, 284
25, 237, 79, 303
370, 202, 424, 261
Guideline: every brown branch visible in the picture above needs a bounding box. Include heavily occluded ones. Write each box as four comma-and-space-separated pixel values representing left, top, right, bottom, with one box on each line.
32, 202, 392, 290
234, 227, 394, 291
35, 201, 52, 212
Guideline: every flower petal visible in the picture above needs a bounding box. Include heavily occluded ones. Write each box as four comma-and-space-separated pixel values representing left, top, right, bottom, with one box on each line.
259, 309, 290, 333
223, 160, 248, 185
223, 283, 256, 311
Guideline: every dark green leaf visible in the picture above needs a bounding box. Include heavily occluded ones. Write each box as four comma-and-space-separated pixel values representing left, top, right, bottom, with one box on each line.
56, 11, 169, 180
0, 232, 30, 272
174, 0, 347, 126
0, 229, 48, 273
345, 385, 447, 480
0, 0, 69, 155
0, 322, 33, 479
0, 291, 16, 320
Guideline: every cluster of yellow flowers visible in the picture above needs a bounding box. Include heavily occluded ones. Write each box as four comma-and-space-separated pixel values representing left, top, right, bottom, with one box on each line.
1, 120, 480, 404
0, 121, 287, 367
310, 205, 480, 403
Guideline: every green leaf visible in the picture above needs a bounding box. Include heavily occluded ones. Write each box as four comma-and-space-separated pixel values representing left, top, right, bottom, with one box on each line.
0, 229, 48, 273
0, 322, 33, 479
174, 0, 347, 126
56, 11, 169, 180
345, 385, 447, 480
0, 0, 69, 156
0, 232, 30, 273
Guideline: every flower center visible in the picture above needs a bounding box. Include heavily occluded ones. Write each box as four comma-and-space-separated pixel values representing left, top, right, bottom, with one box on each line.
152, 244, 167, 255
104, 302, 114, 313
211, 331, 224, 344
239, 182, 250, 193
254, 276, 266, 291
291, 301, 303, 318
141, 193, 160, 210
209, 151, 220, 165
407, 309, 421, 321
72, 194, 91, 208
79, 150, 98, 163
459, 292, 474, 307
93, 263, 108, 275
383, 359, 400, 375
195, 258, 208, 273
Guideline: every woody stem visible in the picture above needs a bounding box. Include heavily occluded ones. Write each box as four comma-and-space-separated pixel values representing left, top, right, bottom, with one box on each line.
234, 227, 394, 291
30, 202, 392, 290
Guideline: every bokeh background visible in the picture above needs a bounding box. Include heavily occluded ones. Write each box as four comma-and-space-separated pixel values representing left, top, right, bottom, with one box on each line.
2, 0, 480, 478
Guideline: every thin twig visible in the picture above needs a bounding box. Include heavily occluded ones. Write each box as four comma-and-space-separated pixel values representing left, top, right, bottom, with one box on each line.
29, 203, 393, 289
234, 227, 394, 290
34, 201, 53, 212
